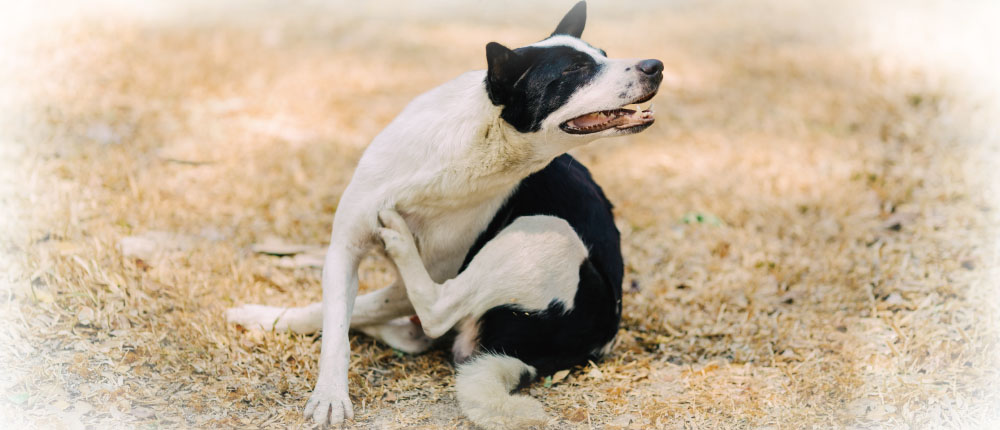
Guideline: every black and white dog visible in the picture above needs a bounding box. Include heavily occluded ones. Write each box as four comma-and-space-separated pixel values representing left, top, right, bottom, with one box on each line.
226, 2, 662, 428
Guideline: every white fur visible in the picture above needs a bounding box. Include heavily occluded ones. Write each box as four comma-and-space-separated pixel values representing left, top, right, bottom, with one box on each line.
529, 35, 605, 58
355, 316, 434, 354
452, 317, 481, 364
291, 72, 545, 426
290, 69, 604, 427
226, 37, 644, 426
225, 300, 434, 354
455, 354, 550, 430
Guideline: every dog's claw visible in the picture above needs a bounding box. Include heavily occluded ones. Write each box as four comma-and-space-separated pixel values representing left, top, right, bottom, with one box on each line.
305, 387, 353, 427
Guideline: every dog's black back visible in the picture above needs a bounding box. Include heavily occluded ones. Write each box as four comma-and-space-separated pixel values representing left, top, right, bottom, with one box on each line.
460, 154, 623, 376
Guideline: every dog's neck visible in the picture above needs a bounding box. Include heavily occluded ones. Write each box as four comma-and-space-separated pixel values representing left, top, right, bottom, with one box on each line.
467, 115, 543, 177
420, 73, 575, 201
365, 71, 584, 211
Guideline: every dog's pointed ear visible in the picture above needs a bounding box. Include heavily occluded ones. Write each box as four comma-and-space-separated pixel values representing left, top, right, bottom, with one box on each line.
552, 1, 586, 38
485, 42, 526, 105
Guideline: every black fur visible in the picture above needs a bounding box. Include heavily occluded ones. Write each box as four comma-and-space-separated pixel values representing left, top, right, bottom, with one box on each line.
551, 1, 587, 38
459, 154, 624, 377
488, 44, 604, 134
484, 0, 607, 133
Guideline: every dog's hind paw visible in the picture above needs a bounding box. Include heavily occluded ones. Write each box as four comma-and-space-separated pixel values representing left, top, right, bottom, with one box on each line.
376, 209, 416, 258
376, 209, 410, 234
377, 227, 409, 258
225, 304, 292, 332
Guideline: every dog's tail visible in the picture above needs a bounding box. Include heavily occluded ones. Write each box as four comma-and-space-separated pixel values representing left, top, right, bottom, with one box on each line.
455, 354, 550, 429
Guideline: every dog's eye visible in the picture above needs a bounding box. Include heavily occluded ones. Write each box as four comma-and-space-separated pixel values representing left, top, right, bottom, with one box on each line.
563, 63, 588, 74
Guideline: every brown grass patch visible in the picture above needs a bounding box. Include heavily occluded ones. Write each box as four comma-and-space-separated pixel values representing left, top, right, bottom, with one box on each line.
2, 1, 998, 428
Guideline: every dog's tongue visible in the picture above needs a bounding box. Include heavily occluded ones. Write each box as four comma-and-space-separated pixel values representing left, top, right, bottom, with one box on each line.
570, 112, 611, 129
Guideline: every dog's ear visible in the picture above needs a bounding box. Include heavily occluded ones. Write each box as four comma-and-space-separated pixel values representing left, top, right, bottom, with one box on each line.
552, 1, 586, 38
485, 42, 527, 105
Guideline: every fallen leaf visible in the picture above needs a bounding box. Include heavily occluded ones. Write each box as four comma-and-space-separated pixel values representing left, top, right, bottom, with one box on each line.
565, 408, 587, 422
588, 367, 603, 380
551, 369, 570, 385
33, 289, 55, 304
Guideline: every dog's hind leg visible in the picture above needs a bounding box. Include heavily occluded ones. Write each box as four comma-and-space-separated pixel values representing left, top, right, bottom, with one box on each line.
376, 209, 587, 339
225, 280, 409, 332
225, 302, 323, 334
455, 354, 550, 429
225, 280, 433, 353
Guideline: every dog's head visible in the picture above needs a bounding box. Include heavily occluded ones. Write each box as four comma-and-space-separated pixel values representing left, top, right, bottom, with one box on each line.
486, 1, 662, 143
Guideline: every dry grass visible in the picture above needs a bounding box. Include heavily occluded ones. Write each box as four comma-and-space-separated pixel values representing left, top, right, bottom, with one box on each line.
2, 1, 999, 428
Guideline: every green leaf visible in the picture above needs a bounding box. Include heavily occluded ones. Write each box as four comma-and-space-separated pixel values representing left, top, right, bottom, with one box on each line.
7, 392, 28, 405
543, 376, 553, 388
681, 211, 723, 226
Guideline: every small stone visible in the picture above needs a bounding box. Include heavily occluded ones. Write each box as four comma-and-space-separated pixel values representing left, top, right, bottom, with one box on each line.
52, 399, 71, 411
73, 401, 94, 415
77, 307, 95, 326
884, 293, 905, 306
119, 236, 158, 260
86, 123, 119, 145
609, 413, 638, 428
132, 406, 155, 419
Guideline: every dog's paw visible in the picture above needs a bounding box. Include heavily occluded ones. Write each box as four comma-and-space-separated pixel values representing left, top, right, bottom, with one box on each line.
377, 209, 411, 235
304, 385, 353, 427
225, 304, 289, 331
377, 209, 420, 260
377, 227, 404, 255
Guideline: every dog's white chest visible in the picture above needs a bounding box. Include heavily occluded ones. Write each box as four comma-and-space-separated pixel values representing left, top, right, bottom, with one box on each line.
398, 196, 510, 283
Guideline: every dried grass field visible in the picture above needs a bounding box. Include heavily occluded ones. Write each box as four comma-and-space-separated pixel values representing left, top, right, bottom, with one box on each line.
2, 0, 1000, 428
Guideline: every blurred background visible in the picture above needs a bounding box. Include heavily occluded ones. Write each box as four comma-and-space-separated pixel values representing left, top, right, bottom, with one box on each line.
1, 0, 999, 428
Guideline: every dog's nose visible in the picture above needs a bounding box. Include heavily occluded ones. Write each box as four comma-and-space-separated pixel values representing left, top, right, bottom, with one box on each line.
636, 59, 663, 76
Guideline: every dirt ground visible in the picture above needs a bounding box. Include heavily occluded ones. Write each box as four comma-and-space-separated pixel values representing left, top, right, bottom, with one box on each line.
2, 0, 999, 428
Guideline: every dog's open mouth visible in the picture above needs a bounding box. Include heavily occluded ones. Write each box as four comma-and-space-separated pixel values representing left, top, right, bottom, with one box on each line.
560, 94, 657, 135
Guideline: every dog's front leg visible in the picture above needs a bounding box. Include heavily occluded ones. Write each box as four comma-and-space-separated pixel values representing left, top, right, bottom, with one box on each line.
304, 243, 361, 426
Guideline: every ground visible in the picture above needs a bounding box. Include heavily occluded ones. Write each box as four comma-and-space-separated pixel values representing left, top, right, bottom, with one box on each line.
1, 1, 999, 429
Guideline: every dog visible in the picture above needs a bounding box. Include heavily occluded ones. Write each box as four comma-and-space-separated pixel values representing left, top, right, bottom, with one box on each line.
225, 2, 662, 428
